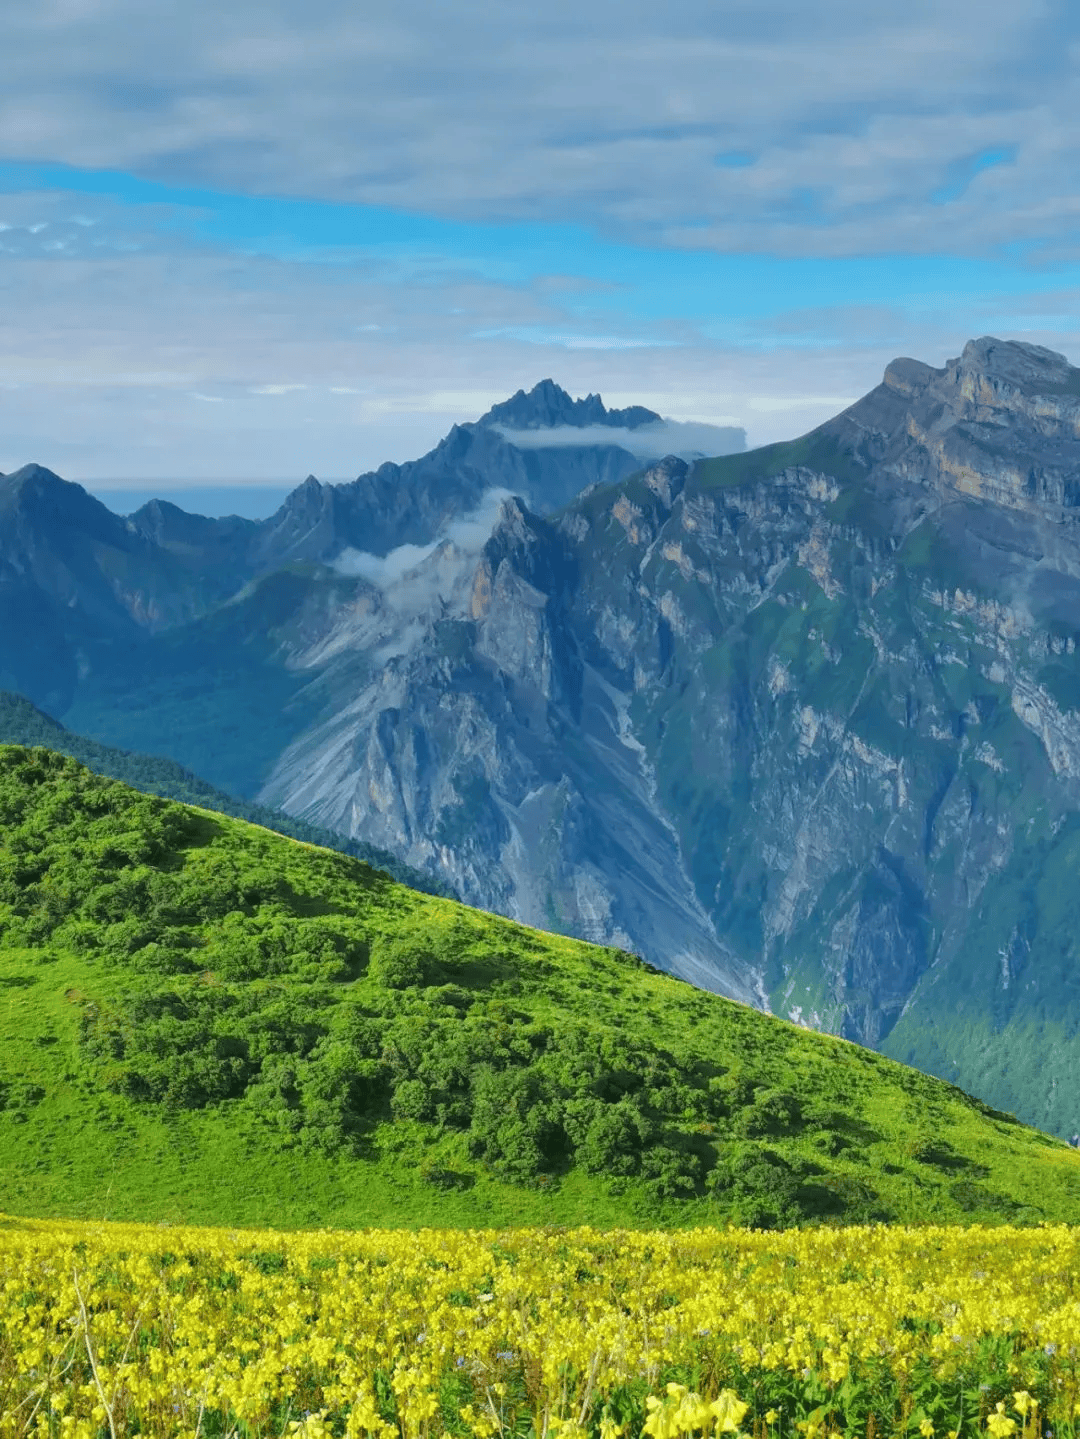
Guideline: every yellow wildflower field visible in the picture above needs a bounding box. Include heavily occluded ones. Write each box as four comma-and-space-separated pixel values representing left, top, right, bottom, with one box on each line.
2, 1216, 1079, 1439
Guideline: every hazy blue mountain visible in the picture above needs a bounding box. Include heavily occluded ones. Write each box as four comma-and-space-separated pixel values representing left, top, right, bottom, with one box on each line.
1, 382, 666, 757
88, 485, 294, 520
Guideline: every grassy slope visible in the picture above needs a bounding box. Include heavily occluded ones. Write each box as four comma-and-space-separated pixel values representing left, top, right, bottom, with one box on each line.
1, 745, 1078, 1231
0, 689, 451, 898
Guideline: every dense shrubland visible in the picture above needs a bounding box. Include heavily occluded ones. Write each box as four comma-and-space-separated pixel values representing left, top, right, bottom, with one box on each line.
0, 689, 452, 895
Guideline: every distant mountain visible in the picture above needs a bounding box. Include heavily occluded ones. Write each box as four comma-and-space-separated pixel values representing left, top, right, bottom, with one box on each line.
0, 381, 669, 722
479, 378, 661, 431
121, 380, 667, 571
240, 381, 665, 562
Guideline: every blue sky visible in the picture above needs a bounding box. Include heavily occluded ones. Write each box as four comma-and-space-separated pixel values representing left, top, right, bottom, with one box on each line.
1, 0, 1079, 485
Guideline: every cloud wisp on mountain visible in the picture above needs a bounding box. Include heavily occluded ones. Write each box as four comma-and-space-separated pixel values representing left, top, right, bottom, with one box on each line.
492, 419, 746, 461
333, 487, 515, 605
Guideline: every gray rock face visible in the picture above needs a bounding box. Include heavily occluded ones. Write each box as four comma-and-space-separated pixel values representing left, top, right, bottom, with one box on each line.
257, 491, 758, 1002
255, 338, 1080, 1134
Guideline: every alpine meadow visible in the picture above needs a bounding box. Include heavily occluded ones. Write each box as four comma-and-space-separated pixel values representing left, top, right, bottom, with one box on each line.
7, 0, 1080, 1432
4, 745, 1080, 1437
4, 745, 1075, 1231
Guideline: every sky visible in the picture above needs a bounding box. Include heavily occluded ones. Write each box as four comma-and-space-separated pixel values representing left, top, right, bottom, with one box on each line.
1, 0, 1079, 498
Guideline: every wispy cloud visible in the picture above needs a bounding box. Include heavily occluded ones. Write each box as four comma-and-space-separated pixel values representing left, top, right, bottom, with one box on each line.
0, 0, 1076, 258
494, 419, 745, 460
333, 488, 515, 615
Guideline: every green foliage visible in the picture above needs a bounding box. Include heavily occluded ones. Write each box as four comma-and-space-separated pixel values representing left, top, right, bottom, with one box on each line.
369, 932, 435, 989
0, 689, 453, 897
1, 743, 1079, 1231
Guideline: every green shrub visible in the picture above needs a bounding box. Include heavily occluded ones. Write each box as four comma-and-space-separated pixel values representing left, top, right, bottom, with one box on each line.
369, 935, 436, 989
468, 1067, 564, 1179
730, 1148, 802, 1227
736, 1088, 804, 1138
577, 1100, 651, 1177
391, 1078, 432, 1121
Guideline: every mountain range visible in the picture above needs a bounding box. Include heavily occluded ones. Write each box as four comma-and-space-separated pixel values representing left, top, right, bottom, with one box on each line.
5, 345, 1080, 1136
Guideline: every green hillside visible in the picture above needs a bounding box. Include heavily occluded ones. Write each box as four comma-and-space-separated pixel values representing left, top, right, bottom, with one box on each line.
0, 689, 452, 897
1, 744, 1078, 1230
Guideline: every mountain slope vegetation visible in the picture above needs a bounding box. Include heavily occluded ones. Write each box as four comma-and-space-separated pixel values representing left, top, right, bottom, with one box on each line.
1, 744, 1078, 1230
0, 690, 451, 896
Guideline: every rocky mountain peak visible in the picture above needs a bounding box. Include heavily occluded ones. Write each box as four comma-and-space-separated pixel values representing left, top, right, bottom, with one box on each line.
0, 464, 125, 538
879, 338, 1077, 407
831, 335, 1080, 521
641, 455, 689, 509
487, 494, 532, 542
2, 462, 74, 495
881, 356, 941, 398
479, 379, 661, 433
950, 336, 1075, 393
128, 497, 256, 549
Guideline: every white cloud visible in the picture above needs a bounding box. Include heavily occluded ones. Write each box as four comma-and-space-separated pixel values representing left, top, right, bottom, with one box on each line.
335, 539, 440, 586
493, 419, 746, 460
2, 213, 1078, 479
0, 0, 1076, 257
333, 488, 515, 613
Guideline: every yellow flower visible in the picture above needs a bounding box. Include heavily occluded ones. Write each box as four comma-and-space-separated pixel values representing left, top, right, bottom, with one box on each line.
765, 1413, 779, 1427
600, 1408, 625, 1439
710, 1391, 750, 1435
986, 1402, 1017, 1438
919, 1419, 934, 1437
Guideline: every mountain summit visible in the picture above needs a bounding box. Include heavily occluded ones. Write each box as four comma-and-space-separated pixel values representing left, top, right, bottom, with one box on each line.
818, 334, 1080, 520
479, 378, 662, 431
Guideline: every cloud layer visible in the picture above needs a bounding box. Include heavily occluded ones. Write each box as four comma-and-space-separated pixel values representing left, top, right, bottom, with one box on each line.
2, 2, 1080, 480
2, 0, 1078, 258
494, 420, 746, 460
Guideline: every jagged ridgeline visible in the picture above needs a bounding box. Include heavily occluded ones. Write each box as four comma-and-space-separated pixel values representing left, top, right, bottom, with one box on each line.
2, 745, 1078, 1229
